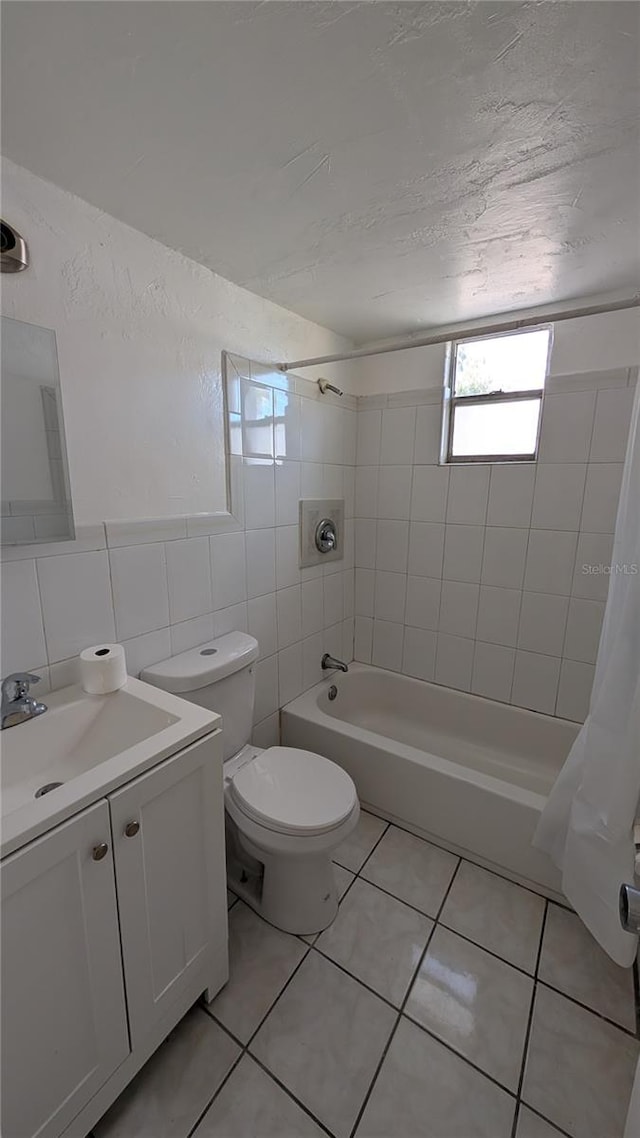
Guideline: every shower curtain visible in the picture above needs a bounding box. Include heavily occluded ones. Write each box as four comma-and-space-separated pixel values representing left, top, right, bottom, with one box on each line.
534, 378, 640, 967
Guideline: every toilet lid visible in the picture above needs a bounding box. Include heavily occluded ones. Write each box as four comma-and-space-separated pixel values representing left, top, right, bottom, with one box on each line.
229, 746, 357, 836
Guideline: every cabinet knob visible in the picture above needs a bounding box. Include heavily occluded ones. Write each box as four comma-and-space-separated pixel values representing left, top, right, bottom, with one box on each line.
124, 820, 140, 838
92, 842, 109, 861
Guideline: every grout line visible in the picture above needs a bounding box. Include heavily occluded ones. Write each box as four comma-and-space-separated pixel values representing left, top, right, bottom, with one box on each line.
401, 1011, 519, 1102
518, 1103, 574, 1138
184, 1037, 245, 1138
347, 857, 463, 1138
535, 978, 639, 1040
247, 1052, 337, 1138
510, 900, 548, 1137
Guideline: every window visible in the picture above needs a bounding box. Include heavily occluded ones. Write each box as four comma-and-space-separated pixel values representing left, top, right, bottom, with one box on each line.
443, 326, 552, 463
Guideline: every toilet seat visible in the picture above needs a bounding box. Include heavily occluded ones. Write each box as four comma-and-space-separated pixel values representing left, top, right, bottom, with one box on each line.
228, 746, 357, 837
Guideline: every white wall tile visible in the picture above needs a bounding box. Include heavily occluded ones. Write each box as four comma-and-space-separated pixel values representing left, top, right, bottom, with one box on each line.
301, 578, 324, 635
372, 619, 404, 671
37, 550, 116, 662
343, 466, 356, 519
476, 586, 521, 647
253, 655, 279, 723
410, 465, 449, 523
481, 527, 528, 589
324, 572, 344, 627
276, 584, 302, 648
413, 404, 442, 465
524, 530, 578, 595
170, 613, 215, 655
538, 390, 596, 463
511, 650, 560, 714
439, 580, 479, 639
590, 387, 634, 462
275, 461, 301, 526
213, 601, 248, 637
354, 616, 373, 663
110, 542, 169, 640
442, 524, 484, 583
580, 464, 623, 533
252, 712, 281, 749
343, 569, 355, 619
323, 621, 344, 663
165, 537, 212, 624
122, 627, 172, 678
374, 571, 407, 624
274, 390, 301, 461
278, 642, 303, 706
408, 522, 445, 579
380, 407, 417, 465
356, 409, 382, 465
246, 528, 276, 598
275, 525, 301, 590
486, 464, 535, 528
402, 627, 437, 681
242, 379, 274, 458
446, 466, 490, 525
247, 593, 278, 659
301, 461, 324, 498
435, 633, 474, 691
210, 531, 247, 609
377, 466, 412, 519
243, 459, 276, 529
405, 575, 441, 631
354, 569, 375, 618
517, 592, 569, 656
375, 519, 409, 573
556, 659, 595, 722
355, 466, 378, 518
572, 533, 615, 600
302, 632, 324, 689
355, 519, 377, 569
531, 465, 586, 530
0, 559, 47, 673
300, 397, 326, 464
323, 463, 344, 499
563, 598, 605, 664
472, 642, 515, 703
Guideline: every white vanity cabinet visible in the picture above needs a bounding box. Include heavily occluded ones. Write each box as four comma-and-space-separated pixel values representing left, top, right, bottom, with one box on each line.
1, 729, 228, 1138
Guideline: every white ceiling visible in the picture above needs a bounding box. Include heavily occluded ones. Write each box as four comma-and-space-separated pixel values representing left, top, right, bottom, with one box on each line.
2, 1, 639, 342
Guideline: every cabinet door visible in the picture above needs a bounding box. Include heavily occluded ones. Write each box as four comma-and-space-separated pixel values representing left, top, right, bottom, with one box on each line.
1, 801, 129, 1138
109, 734, 227, 1047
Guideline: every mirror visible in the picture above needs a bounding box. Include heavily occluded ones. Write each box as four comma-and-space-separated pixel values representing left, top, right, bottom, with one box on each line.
1, 317, 75, 544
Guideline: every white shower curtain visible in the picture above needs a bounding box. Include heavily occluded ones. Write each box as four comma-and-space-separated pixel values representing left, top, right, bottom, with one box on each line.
534, 378, 640, 967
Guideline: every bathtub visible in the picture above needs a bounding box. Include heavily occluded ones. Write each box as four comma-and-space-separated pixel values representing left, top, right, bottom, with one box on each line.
282, 663, 579, 897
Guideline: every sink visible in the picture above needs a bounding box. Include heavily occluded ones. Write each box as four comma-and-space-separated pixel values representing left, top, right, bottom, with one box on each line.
0, 676, 220, 857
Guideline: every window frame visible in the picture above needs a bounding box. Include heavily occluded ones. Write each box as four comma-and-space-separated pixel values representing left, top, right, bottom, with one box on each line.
442, 324, 553, 465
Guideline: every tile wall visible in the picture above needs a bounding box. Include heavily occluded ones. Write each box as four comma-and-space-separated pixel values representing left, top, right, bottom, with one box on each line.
0, 355, 356, 745
353, 367, 638, 721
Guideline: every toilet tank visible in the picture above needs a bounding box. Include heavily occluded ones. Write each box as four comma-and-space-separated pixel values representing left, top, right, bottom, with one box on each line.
141, 632, 259, 761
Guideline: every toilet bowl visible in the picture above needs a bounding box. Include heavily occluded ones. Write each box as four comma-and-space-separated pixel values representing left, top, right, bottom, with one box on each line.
142, 633, 359, 934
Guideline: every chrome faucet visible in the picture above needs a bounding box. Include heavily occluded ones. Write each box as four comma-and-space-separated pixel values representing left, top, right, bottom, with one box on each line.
1, 672, 47, 730
321, 653, 349, 673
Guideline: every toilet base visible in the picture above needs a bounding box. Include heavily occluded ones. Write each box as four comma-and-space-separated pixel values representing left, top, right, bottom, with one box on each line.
224, 803, 359, 935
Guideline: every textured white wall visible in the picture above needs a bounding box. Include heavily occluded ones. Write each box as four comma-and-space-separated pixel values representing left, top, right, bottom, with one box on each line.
355, 307, 640, 396
1, 160, 354, 525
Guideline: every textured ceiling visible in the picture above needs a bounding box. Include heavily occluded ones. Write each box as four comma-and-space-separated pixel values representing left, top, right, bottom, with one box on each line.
2, 1, 639, 342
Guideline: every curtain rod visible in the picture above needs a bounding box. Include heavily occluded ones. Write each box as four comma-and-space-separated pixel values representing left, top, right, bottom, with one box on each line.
277, 295, 640, 372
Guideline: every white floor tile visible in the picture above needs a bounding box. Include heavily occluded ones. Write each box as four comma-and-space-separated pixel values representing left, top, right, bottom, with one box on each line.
334, 810, 388, 872
94, 1009, 239, 1138
360, 825, 459, 918
208, 902, 307, 1043
516, 1105, 569, 1138
405, 926, 533, 1091
522, 985, 639, 1138
193, 1054, 325, 1138
251, 951, 396, 1138
439, 860, 545, 973
317, 878, 433, 1006
538, 903, 636, 1031
356, 1016, 514, 1138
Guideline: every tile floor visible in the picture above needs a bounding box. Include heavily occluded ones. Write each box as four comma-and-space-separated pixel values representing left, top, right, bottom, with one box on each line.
95, 810, 639, 1138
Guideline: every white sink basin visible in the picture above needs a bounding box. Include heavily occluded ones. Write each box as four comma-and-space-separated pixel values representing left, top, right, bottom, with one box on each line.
0, 677, 220, 857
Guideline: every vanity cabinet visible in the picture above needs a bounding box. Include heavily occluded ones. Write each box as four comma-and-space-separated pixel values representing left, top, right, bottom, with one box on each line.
1, 800, 129, 1138
1, 730, 227, 1138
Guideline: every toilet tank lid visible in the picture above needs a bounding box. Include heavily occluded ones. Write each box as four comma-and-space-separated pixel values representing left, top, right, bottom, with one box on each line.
141, 632, 259, 693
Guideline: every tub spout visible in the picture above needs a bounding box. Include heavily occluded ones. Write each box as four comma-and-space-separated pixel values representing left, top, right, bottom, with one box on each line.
322, 653, 349, 673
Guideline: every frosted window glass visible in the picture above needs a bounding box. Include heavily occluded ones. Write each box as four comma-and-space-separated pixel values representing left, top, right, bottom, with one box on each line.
455, 329, 550, 396
451, 399, 541, 458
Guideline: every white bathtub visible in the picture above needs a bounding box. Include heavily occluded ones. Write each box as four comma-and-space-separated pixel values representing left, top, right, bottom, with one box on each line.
282, 663, 579, 897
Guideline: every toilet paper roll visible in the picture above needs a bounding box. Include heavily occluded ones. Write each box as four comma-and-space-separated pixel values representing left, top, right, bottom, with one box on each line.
79, 644, 127, 694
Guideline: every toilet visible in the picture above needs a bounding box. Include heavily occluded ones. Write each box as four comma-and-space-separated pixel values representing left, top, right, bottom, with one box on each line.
142, 632, 359, 934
